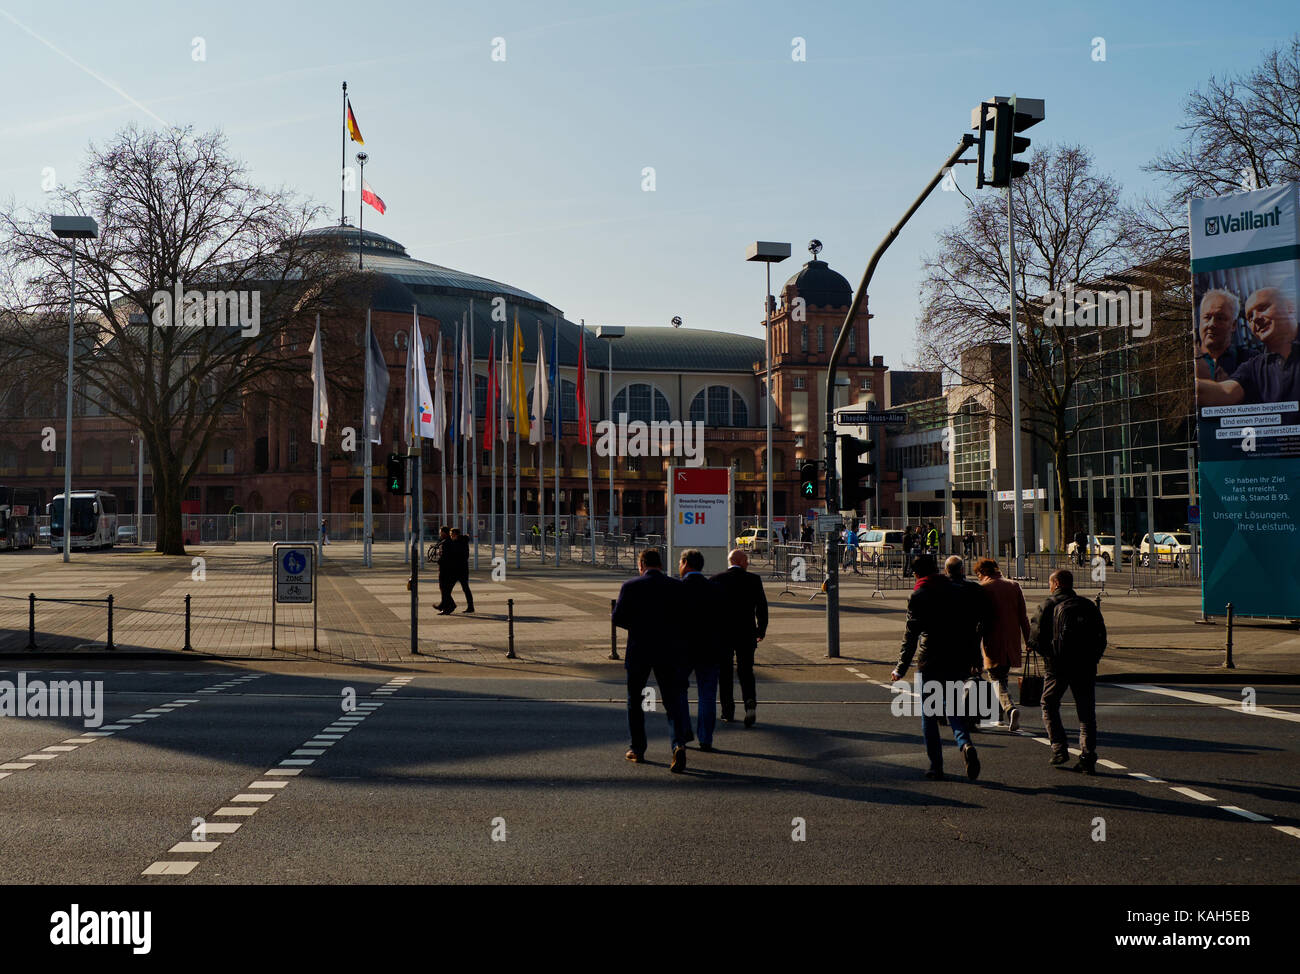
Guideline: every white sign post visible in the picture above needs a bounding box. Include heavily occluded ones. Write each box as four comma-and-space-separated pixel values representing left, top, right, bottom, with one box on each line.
668, 466, 732, 575
272, 543, 317, 652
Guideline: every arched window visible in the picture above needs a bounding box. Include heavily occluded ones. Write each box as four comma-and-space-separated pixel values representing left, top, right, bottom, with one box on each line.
800, 325, 808, 353
688, 386, 749, 427
527, 379, 578, 423
612, 383, 670, 423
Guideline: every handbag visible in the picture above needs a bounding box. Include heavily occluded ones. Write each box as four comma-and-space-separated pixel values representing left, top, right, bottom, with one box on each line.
1018, 647, 1043, 708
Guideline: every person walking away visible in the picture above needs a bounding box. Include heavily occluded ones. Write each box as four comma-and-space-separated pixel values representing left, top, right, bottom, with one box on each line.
613, 549, 692, 772
678, 549, 724, 751
892, 553, 984, 781
973, 557, 1029, 731
434, 525, 456, 614
1028, 569, 1107, 774
902, 526, 916, 577
944, 555, 993, 730
710, 547, 768, 727
1073, 529, 1088, 567
449, 527, 475, 614
321, 518, 330, 545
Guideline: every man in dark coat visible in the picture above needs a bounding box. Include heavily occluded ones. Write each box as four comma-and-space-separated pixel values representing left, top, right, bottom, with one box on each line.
678, 549, 725, 750
447, 527, 474, 614
892, 552, 985, 780
434, 525, 456, 614
613, 548, 692, 772
710, 548, 768, 727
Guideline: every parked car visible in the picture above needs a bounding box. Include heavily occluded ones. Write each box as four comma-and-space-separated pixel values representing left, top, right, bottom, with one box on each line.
117, 524, 138, 545
858, 528, 905, 565
1140, 532, 1192, 566
734, 526, 770, 549
1066, 534, 1133, 565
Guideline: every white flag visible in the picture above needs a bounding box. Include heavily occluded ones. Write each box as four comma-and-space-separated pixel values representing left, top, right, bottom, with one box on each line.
459, 321, 473, 439
405, 309, 435, 445
430, 330, 446, 449
529, 323, 547, 445
309, 317, 328, 445
499, 323, 510, 442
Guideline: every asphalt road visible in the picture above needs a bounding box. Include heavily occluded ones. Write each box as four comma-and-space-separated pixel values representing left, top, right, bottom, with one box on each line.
0, 664, 1296, 884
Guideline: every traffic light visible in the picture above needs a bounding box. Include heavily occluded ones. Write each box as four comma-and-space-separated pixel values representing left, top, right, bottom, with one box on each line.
837, 434, 875, 511
386, 453, 405, 495
798, 461, 818, 500
989, 102, 1031, 187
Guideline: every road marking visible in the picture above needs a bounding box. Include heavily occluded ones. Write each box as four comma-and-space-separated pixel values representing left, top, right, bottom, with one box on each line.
21, 754, 58, 761
232, 793, 274, 802
202, 823, 242, 833
292, 749, 326, 756
142, 862, 198, 875
169, 841, 220, 854
1129, 772, 1166, 783
279, 759, 314, 766
62, 738, 97, 744
1170, 786, 1215, 802
1219, 805, 1272, 823
264, 768, 301, 776
1112, 684, 1300, 724
213, 806, 258, 816
249, 781, 287, 789
99, 725, 131, 731
1274, 826, 1300, 839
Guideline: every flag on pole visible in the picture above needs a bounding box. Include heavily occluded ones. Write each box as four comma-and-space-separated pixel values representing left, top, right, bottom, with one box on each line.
459, 318, 473, 439
576, 323, 591, 446
404, 309, 435, 445
364, 325, 389, 445
361, 178, 386, 215
499, 322, 510, 443
513, 314, 530, 440
548, 323, 560, 441
530, 323, 547, 445
483, 332, 497, 450
430, 330, 446, 449
346, 98, 365, 144
309, 319, 329, 444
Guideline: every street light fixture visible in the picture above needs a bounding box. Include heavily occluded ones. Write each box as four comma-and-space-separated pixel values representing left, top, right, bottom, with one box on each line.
746, 241, 790, 558
595, 325, 625, 534
51, 214, 99, 564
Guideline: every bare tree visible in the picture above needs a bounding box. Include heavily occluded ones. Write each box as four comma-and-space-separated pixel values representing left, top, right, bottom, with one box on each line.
915, 144, 1141, 537
0, 126, 364, 554
1138, 33, 1300, 261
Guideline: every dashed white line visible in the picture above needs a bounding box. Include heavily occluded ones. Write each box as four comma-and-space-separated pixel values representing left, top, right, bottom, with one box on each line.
1219, 805, 1273, 823
1170, 786, 1215, 802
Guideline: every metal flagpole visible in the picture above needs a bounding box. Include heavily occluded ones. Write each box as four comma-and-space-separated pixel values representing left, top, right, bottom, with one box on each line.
440, 327, 447, 540
402, 319, 411, 565
363, 308, 372, 567
553, 317, 560, 568
357, 154, 365, 270
314, 314, 324, 562
539, 323, 545, 565
340, 82, 347, 225
501, 321, 510, 568
415, 309, 424, 566
514, 321, 522, 570
470, 299, 479, 569
490, 328, 497, 565
583, 320, 595, 565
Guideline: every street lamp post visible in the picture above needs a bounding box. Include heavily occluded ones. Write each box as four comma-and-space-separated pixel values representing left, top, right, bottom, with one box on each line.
51, 215, 99, 564
746, 241, 790, 558
595, 325, 624, 535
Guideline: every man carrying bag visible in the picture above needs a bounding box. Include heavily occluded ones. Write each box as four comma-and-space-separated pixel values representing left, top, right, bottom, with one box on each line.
1028, 568, 1107, 775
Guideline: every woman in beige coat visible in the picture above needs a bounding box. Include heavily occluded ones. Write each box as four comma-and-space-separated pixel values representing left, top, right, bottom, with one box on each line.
974, 558, 1030, 731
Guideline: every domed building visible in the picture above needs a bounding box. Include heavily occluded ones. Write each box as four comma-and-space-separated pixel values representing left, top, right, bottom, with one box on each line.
1, 229, 882, 539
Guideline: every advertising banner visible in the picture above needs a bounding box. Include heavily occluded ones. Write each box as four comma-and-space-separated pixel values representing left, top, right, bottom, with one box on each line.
1190, 181, 1300, 617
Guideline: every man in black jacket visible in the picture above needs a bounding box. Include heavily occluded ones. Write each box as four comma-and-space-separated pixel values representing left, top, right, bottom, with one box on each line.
434, 525, 455, 614
945, 555, 995, 728
891, 553, 984, 780
678, 549, 724, 751
1028, 569, 1106, 774
613, 548, 692, 772
710, 548, 768, 728
447, 527, 474, 615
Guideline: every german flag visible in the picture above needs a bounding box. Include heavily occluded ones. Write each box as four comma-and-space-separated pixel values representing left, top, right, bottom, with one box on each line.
346, 98, 364, 144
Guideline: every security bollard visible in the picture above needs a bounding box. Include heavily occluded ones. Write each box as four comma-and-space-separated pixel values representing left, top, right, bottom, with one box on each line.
106, 594, 115, 651
609, 598, 620, 660
27, 593, 36, 651
184, 593, 193, 652
1224, 602, 1235, 669
506, 598, 516, 659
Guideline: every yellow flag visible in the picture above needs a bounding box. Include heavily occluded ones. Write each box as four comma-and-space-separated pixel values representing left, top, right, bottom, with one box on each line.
513, 313, 530, 438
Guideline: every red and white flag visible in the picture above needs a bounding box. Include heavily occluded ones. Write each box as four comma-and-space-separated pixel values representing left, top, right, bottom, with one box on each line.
362, 178, 386, 215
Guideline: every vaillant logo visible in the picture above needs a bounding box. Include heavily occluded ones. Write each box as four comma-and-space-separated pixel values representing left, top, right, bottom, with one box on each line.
1204, 205, 1282, 237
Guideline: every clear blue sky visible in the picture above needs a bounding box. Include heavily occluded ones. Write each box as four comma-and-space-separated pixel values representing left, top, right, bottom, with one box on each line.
2, 0, 1295, 368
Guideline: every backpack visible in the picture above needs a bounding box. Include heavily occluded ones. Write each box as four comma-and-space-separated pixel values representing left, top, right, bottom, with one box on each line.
1051, 595, 1106, 664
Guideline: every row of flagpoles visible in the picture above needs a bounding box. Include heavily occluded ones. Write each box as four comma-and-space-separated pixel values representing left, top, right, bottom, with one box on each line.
309, 305, 598, 569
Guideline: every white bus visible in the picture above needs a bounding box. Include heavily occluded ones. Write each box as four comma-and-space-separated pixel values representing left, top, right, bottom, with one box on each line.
49, 490, 119, 550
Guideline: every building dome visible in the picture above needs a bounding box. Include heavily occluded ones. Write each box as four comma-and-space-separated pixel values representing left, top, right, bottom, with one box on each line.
783, 259, 852, 309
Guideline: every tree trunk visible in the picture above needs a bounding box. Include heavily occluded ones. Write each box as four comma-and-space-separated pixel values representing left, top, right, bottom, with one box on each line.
1054, 437, 1074, 549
